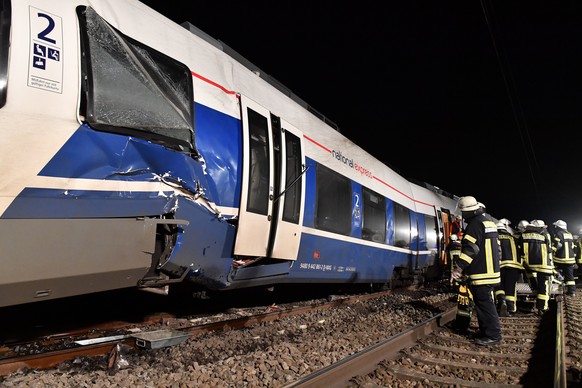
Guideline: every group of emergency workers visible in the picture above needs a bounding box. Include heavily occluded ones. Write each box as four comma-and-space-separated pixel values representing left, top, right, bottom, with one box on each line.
445, 195, 582, 346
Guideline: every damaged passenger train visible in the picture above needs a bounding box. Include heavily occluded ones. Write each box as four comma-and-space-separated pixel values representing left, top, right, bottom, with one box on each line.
0, 0, 463, 307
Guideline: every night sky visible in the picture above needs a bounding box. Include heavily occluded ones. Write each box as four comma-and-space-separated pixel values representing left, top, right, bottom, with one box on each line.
139, 1, 582, 233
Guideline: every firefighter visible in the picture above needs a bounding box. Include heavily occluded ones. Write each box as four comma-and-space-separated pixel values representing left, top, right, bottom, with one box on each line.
515, 220, 536, 290
552, 220, 577, 296
451, 196, 502, 346
520, 220, 554, 315
495, 219, 521, 316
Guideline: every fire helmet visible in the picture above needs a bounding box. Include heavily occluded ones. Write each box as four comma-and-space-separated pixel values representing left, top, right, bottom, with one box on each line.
498, 218, 511, 226
517, 220, 529, 232
458, 196, 480, 212
531, 219, 546, 228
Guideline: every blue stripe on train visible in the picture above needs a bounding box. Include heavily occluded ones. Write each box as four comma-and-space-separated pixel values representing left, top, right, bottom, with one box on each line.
1, 188, 175, 218
290, 232, 418, 282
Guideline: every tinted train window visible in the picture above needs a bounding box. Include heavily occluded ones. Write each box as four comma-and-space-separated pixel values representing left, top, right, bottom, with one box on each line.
424, 214, 437, 250
247, 108, 270, 215
282, 131, 302, 223
393, 202, 411, 248
0, 0, 10, 108
77, 7, 194, 151
362, 187, 386, 243
315, 164, 351, 235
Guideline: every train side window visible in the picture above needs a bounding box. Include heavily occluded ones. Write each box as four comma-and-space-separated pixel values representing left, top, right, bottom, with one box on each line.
246, 108, 270, 215
424, 214, 437, 250
393, 202, 411, 248
282, 131, 302, 224
362, 187, 386, 243
315, 164, 351, 235
0, 0, 10, 108
77, 6, 195, 152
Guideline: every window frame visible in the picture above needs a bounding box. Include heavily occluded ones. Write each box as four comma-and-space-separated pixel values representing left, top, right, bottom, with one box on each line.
77, 6, 195, 152
362, 186, 386, 243
393, 202, 411, 248
314, 164, 352, 236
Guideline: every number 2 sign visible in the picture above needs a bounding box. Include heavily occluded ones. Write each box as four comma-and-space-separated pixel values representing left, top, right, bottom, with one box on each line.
28, 7, 63, 93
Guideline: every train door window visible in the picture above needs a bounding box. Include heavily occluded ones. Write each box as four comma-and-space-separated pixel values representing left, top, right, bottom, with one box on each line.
393, 202, 411, 248
282, 131, 302, 224
424, 214, 437, 250
246, 108, 270, 215
77, 7, 195, 151
362, 187, 386, 243
315, 164, 351, 235
0, 0, 9, 108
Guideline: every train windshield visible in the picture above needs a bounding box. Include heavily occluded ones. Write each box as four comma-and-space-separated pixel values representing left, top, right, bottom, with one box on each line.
0, 0, 10, 108
77, 6, 195, 152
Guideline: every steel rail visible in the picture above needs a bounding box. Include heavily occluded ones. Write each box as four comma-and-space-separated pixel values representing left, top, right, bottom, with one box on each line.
284, 307, 456, 388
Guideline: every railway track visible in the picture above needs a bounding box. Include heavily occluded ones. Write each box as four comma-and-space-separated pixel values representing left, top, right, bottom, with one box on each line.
288, 294, 576, 387
6, 284, 577, 386
0, 288, 399, 377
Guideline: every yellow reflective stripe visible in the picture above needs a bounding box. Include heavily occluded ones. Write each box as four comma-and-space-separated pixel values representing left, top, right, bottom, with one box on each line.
500, 262, 524, 270
554, 258, 576, 264
459, 253, 473, 264
526, 265, 553, 274
541, 244, 548, 264
510, 240, 517, 261
485, 239, 493, 273
523, 233, 545, 241
471, 278, 501, 285
464, 234, 477, 243
538, 293, 550, 301
470, 272, 501, 280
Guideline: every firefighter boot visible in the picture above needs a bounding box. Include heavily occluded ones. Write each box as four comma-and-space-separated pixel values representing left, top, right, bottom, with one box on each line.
498, 300, 509, 317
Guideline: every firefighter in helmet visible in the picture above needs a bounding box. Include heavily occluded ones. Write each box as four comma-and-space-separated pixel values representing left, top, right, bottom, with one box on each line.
451, 196, 502, 345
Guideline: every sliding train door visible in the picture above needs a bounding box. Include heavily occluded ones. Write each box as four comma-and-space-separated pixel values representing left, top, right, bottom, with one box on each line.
234, 97, 305, 261
269, 120, 305, 260
234, 97, 275, 257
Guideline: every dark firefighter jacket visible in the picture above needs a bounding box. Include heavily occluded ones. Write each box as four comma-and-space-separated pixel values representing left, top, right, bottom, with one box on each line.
552, 229, 576, 265
498, 229, 522, 270
458, 214, 501, 286
520, 226, 554, 274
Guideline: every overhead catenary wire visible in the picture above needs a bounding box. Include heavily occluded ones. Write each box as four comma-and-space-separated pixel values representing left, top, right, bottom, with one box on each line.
479, 0, 540, 199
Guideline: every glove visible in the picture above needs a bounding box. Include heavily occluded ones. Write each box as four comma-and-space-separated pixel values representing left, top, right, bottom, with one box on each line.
451, 266, 463, 281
